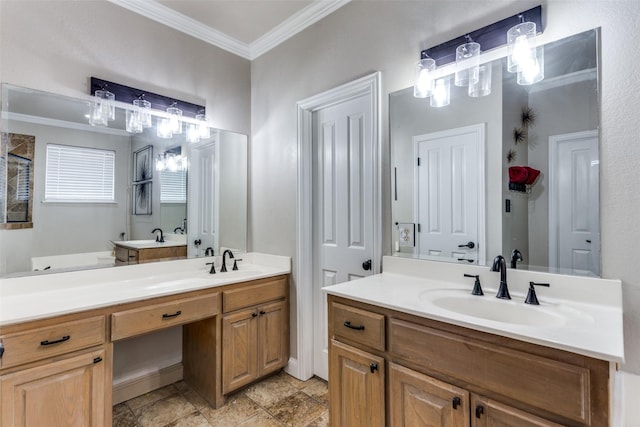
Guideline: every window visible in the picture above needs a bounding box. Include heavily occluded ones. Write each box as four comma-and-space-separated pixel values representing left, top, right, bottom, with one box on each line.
160, 169, 187, 203
45, 144, 115, 202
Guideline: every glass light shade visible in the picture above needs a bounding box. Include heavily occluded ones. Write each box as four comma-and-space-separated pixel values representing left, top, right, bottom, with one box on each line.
430, 78, 450, 108
454, 42, 480, 87
413, 57, 436, 98
517, 45, 544, 85
196, 113, 211, 139
157, 118, 173, 139
186, 124, 200, 143
507, 21, 536, 73
133, 98, 152, 128
155, 154, 165, 171
167, 106, 183, 134
125, 109, 143, 133
89, 102, 108, 127
468, 63, 492, 97
94, 89, 115, 121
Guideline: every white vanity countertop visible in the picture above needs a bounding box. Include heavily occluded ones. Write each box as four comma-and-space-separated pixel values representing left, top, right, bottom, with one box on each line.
324, 256, 624, 363
114, 239, 187, 249
0, 252, 291, 327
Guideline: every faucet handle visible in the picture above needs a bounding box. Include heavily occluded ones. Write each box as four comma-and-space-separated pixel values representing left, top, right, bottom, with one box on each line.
464, 274, 484, 296
232, 259, 243, 271
524, 281, 550, 305
206, 262, 216, 274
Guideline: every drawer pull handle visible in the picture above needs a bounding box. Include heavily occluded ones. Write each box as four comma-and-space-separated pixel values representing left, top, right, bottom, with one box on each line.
344, 321, 365, 331
93, 357, 103, 364
452, 396, 461, 410
259, 310, 266, 315
162, 310, 182, 319
475, 405, 484, 418
40, 335, 70, 346
252, 312, 258, 318
369, 363, 378, 373
0, 342, 4, 358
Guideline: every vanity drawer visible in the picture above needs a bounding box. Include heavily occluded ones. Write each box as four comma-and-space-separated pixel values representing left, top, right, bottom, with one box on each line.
389, 318, 591, 424
331, 302, 385, 351
111, 293, 219, 340
0, 316, 106, 370
222, 276, 287, 313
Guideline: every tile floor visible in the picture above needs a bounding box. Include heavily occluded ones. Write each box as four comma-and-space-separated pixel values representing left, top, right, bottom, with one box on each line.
112, 371, 329, 427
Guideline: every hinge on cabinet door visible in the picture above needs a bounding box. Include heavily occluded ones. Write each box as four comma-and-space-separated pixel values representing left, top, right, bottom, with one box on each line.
417, 157, 421, 166
93, 356, 103, 364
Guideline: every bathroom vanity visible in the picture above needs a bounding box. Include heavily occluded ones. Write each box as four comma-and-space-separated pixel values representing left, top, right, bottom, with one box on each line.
113, 240, 188, 265
325, 256, 624, 427
0, 253, 290, 426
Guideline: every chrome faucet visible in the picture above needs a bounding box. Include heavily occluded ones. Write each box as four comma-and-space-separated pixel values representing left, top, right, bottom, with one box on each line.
490, 255, 511, 299
510, 249, 523, 269
151, 228, 164, 243
221, 249, 234, 272
204, 247, 214, 256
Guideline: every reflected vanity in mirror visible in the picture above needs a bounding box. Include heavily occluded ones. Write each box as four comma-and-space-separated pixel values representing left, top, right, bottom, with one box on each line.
391, 29, 600, 276
0, 83, 248, 276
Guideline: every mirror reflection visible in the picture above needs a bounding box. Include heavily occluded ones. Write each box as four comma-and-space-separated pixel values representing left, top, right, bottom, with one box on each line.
390, 29, 600, 276
0, 84, 247, 276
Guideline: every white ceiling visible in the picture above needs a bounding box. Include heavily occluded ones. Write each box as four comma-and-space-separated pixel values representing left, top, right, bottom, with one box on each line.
107, 0, 351, 60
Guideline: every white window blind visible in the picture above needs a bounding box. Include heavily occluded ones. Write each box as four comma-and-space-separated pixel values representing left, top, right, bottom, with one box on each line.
45, 144, 115, 202
160, 169, 187, 203
14, 156, 31, 201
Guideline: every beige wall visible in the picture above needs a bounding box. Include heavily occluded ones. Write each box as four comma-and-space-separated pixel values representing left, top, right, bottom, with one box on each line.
250, 0, 640, 375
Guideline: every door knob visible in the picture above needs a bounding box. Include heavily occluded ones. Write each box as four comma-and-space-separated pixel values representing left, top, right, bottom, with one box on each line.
362, 259, 372, 271
458, 241, 475, 249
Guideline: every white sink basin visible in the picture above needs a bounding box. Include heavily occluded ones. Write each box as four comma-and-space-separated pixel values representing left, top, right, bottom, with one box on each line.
419, 289, 593, 328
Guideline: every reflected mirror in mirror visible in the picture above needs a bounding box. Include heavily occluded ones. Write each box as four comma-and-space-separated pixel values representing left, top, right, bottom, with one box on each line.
390, 29, 599, 276
0, 84, 248, 277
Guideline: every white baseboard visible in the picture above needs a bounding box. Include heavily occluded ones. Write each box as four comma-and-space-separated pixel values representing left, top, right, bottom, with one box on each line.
113, 363, 183, 405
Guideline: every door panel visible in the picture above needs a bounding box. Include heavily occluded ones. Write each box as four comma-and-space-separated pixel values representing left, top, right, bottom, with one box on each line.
414, 124, 485, 264
312, 94, 374, 379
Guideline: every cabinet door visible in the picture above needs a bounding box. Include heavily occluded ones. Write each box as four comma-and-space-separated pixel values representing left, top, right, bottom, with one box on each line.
329, 339, 384, 427
257, 300, 288, 376
389, 362, 469, 427
0, 348, 106, 427
471, 395, 564, 427
222, 308, 258, 394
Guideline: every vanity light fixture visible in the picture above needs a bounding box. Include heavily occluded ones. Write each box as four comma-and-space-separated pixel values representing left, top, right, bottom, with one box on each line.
133, 95, 152, 128
125, 109, 143, 133
166, 102, 183, 135
413, 56, 436, 98
430, 78, 451, 108
89, 87, 115, 127
413, 5, 542, 105
454, 37, 481, 87
196, 112, 211, 139
157, 117, 173, 139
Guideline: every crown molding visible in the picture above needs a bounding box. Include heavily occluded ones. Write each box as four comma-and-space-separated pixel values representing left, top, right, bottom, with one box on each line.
107, 0, 251, 59
249, 0, 351, 60
107, 0, 351, 61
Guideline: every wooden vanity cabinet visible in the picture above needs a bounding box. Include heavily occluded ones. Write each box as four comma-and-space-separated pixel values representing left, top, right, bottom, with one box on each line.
221, 276, 289, 394
114, 244, 187, 265
0, 314, 110, 427
328, 295, 610, 427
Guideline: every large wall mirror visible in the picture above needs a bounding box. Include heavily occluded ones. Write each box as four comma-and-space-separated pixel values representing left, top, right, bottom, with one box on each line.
0, 84, 247, 276
390, 29, 600, 276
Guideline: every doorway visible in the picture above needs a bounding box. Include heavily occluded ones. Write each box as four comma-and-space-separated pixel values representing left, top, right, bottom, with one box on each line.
413, 124, 485, 264
295, 72, 381, 381
548, 130, 599, 275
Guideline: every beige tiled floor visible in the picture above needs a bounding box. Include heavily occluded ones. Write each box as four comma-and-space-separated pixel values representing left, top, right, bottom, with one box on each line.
113, 371, 329, 427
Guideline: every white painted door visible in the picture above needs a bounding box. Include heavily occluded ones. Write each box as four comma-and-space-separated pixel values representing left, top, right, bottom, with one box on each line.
413, 124, 485, 264
549, 130, 599, 275
187, 140, 218, 258
312, 93, 374, 380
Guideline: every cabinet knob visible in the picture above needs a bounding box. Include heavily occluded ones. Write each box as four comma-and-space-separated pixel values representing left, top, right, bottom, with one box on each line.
452, 396, 461, 410
475, 405, 484, 418
369, 363, 378, 373
252, 312, 258, 318
259, 310, 266, 315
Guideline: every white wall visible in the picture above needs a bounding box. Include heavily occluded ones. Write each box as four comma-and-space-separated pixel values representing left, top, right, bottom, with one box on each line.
249, 0, 640, 379
0, 0, 251, 386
